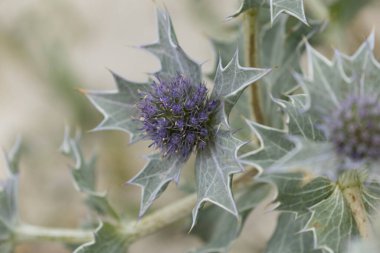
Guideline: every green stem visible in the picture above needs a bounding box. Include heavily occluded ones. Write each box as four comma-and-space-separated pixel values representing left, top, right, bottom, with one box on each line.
14, 194, 197, 245
126, 194, 197, 240
244, 9, 264, 124
15, 224, 93, 244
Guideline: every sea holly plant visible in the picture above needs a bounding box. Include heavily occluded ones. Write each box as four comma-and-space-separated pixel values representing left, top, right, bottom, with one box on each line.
86, 9, 270, 225
1, 1, 379, 253
241, 33, 380, 252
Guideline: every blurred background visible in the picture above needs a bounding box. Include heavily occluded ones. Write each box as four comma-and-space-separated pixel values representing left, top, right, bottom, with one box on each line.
0, 0, 379, 252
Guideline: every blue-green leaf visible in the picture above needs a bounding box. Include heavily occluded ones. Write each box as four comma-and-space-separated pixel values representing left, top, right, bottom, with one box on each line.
128, 154, 183, 217
257, 14, 325, 128
265, 212, 323, 253
61, 128, 118, 220
0, 138, 22, 253
74, 222, 129, 253
212, 52, 270, 124
192, 182, 272, 253
142, 9, 201, 84
192, 130, 245, 228
266, 170, 380, 252
239, 120, 294, 171
264, 173, 335, 213
85, 71, 150, 143
230, 0, 307, 25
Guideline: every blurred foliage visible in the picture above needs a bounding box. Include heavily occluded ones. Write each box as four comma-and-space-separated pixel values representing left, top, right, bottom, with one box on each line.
0, 0, 98, 128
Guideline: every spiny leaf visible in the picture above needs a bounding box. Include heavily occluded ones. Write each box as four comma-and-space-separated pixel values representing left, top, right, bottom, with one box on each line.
270, 0, 307, 24
212, 51, 270, 124
337, 32, 377, 95
297, 44, 350, 118
209, 35, 257, 144
276, 95, 325, 141
267, 170, 380, 252
61, 128, 118, 220
239, 18, 325, 171
298, 33, 375, 117
208, 34, 244, 79
265, 212, 323, 253
74, 222, 129, 253
191, 130, 245, 228
229, 0, 307, 25
142, 9, 201, 84
239, 120, 294, 171
269, 138, 341, 177
191, 182, 272, 253
296, 33, 376, 120
264, 173, 335, 213
128, 154, 183, 217
264, 96, 338, 176
86, 71, 150, 143
306, 186, 359, 252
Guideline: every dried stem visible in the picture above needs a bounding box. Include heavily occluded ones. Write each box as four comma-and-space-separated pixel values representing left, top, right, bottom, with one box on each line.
342, 186, 371, 239
339, 170, 373, 239
244, 9, 264, 124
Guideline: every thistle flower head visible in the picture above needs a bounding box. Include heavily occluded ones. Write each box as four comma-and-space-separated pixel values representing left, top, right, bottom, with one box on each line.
324, 93, 380, 161
138, 74, 219, 161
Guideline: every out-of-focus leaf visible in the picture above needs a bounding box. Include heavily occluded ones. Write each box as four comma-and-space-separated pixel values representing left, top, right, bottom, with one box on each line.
74, 223, 129, 253
0, 138, 22, 253
256, 14, 325, 128
61, 128, 118, 220
239, 120, 294, 171
265, 170, 380, 252
192, 182, 272, 253
265, 212, 324, 253
329, 0, 372, 26
264, 173, 335, 213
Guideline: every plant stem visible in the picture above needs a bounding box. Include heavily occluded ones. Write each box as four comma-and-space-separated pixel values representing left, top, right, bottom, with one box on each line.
342, 186, 371, 239
15, 194, 197, 245
339, 170, 372, 239
126, 193, 197, 240
14, 170, 256, 245
15, 224, 93, 244
244, 9, 264, 124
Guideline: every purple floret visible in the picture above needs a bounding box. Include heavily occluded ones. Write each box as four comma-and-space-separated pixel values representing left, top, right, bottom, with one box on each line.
324, 94, 380, 161
138, 74, 219, 161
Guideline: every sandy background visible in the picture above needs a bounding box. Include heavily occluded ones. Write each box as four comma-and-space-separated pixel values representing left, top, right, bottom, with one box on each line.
0, 0, 379, 252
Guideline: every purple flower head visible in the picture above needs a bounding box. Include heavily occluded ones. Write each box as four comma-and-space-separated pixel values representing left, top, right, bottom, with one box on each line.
138, 74, 220, 161
324, 93, 380, 162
